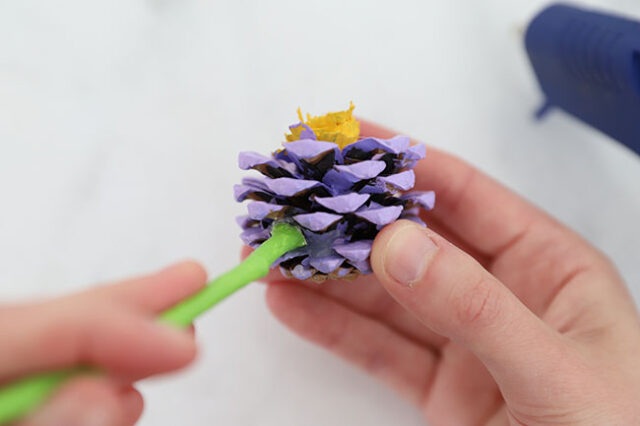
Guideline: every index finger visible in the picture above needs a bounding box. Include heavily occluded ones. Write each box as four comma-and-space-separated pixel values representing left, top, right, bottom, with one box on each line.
0, 301, 197, 381
359, 119, 591, 259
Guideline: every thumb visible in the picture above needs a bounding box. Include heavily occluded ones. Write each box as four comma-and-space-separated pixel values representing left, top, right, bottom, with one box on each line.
371, 220, 571, 392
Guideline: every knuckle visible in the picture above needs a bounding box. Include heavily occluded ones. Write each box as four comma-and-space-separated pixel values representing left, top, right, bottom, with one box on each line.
454, 275, 501, 327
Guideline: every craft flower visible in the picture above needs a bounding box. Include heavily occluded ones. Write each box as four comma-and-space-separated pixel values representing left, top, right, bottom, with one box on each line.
235, 105, 435, 282
285, 102, 360, 149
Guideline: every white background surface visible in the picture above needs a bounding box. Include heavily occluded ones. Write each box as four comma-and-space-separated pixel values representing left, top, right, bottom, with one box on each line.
1, 1, 640, 425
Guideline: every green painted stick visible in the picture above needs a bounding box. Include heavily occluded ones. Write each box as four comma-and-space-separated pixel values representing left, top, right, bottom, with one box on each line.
0, 223, 306, 425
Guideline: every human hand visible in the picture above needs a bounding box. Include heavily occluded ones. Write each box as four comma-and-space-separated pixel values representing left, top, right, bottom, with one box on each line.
1, 261, 206, 426
260, 121, 640, 425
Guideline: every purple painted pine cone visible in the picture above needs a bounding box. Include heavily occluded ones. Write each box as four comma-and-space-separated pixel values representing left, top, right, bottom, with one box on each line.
235, 125, 435, 282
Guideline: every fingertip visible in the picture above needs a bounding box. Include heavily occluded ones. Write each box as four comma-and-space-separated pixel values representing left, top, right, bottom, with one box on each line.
135, 260, 207, 313
90, 260, 208, 314
372, 219, 435, 282
120, 387, 144, 425
163, 260, 208, 287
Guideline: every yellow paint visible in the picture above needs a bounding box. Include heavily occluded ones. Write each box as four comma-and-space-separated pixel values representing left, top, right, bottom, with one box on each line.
285, 102, 360, 149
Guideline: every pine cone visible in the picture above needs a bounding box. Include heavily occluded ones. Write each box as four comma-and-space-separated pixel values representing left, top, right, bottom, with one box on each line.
235, 108, 435, 282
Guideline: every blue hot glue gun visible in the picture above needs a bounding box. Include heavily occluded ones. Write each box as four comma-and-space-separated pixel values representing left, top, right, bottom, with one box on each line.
525, 3, 640, 155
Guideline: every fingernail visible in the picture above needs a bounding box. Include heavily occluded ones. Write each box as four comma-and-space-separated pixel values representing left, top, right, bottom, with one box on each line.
384, 224, 438, 286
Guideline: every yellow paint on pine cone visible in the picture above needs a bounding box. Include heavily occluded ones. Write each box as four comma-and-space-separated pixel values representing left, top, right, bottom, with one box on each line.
285, 102, 360, 149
